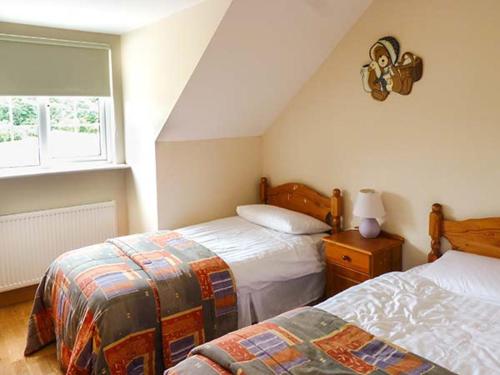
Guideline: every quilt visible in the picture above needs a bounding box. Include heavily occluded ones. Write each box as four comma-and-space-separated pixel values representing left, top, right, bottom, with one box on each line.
165, 307, 455, 375
24, 231, 238, 374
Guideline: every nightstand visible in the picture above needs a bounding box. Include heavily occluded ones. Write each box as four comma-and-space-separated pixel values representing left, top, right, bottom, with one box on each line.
323, 230, 404, 297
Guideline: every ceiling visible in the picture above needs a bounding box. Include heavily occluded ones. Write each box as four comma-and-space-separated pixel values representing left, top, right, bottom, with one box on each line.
0, 0, 205, 34
158, 0, 372, 141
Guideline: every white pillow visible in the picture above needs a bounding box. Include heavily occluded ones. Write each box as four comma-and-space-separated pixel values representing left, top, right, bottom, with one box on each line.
420, 250, 500, 303
236, 204, 331, 235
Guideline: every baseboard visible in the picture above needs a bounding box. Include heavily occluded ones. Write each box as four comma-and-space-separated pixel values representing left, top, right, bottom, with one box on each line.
0, 284, 38, 308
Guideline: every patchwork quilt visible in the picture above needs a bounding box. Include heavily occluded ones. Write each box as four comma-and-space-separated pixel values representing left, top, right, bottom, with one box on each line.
165, 307, 455, 375
24, 231, 238, 374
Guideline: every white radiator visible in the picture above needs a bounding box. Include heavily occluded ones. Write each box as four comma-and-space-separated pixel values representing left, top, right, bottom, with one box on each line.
0, 201, 117, 292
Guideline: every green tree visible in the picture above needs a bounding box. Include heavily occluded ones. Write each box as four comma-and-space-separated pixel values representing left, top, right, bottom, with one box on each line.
0, 105, 9, 124
76, 99, 99, 125
12, 98, 38, 126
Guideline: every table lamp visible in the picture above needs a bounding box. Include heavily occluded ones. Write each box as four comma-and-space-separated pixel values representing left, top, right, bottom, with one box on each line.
353, 189, 385, 238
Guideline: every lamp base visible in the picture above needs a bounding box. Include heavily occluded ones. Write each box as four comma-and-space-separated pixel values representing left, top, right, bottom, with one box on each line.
359, 218, 380, 239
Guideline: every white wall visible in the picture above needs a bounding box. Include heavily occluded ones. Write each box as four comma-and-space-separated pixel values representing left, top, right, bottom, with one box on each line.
145, 0, 371, 232
158, 0, 371, 141
120, 0, 232, 233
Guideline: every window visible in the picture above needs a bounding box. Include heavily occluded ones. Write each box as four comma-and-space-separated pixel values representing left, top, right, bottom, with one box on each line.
0, 96, 112, 169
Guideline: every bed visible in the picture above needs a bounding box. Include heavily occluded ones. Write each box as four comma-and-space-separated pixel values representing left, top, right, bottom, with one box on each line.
166, 203, 500, 375
177, 216, 328, 328
24, 177, 343, 374
177, 177, 343, 327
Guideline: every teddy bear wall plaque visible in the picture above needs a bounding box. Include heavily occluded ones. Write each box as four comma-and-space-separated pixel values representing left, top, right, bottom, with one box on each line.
361, 36, 423, 101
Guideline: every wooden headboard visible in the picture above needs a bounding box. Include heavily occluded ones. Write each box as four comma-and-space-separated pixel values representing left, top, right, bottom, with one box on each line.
428, 203, 500, 261
259, 177, 343, 233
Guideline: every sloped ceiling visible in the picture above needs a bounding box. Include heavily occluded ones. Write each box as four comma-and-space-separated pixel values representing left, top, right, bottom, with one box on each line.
0, 0, 206, 34
157, 0, 372, 141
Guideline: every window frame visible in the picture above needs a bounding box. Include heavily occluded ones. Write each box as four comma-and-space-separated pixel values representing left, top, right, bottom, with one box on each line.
0, 96, 114, 170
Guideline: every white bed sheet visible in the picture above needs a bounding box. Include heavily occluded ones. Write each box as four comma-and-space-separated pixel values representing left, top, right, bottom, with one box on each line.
177, 216, 325, 290
177, 216, 326, 327
317, 270, 500, 374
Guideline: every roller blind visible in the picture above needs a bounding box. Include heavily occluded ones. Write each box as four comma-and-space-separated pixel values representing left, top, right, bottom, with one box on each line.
0, 34, 111, 97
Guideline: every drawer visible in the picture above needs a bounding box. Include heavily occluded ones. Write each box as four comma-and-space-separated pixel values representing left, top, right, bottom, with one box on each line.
326, 264, 370, 297
326, 244, 371, 274
333, 264, 370, 282
332, 274, 359, 295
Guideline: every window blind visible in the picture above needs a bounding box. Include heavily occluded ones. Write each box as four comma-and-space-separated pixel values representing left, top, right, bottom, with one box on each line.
0, 34, 111, 97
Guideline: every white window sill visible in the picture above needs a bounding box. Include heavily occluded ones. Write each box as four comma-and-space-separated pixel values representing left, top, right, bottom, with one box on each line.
0, 163, 130, 180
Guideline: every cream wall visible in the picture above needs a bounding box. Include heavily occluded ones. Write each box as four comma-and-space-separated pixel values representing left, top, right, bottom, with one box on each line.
158, 0, 371, 141
0, 22, 128, 235
263, 0, 500, 268
156, 137, 261, 229
0, 170, 129, 235
120, 0, 232, 233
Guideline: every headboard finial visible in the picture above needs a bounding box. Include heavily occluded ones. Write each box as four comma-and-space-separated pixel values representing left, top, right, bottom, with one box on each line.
432, 203, 442, 213
260, 177, 269, 203
331, 188, 343, 233
428, 203, 443, 262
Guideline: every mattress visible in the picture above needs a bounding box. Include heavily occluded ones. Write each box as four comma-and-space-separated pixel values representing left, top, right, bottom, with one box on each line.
317, 269, 500, 374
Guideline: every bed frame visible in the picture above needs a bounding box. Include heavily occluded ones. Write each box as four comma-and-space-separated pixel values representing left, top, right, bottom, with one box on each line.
428, 203, 500, 261
259, 177, 343, 233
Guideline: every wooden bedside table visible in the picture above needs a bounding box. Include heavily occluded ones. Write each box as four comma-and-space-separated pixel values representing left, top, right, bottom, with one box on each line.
323, 230, 404, 297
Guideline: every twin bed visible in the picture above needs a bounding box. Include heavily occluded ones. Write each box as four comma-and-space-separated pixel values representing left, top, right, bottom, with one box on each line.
24, 177, 343, 374
176, 178, 342, 327
24, 178, 500, 374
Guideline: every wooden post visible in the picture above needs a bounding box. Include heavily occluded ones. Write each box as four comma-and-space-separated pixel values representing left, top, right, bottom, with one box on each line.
331, 188, 342, 233
428, 203, 443, 262
260, 177, 269, 204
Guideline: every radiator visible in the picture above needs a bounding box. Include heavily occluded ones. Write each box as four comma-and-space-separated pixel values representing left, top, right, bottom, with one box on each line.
0, 201, 117, 292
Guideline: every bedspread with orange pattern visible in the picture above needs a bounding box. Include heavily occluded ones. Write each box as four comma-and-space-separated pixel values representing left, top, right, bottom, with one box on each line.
24, 231, 238, 374
166, 307, 455, 375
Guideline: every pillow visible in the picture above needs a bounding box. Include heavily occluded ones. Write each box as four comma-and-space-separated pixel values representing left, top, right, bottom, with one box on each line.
420, 250, 500, 303
236, 204, 331, 235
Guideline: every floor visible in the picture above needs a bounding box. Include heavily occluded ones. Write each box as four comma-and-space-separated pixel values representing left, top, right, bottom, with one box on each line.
0, 302, 61, 374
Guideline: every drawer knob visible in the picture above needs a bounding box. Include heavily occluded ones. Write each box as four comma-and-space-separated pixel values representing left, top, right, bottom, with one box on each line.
342, 255, 351, 262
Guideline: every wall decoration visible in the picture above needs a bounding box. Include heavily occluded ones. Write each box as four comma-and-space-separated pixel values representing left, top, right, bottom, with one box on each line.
361, 36, 423, 101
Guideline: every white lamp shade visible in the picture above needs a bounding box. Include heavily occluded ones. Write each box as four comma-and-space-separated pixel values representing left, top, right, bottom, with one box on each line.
353, 189, 385, 219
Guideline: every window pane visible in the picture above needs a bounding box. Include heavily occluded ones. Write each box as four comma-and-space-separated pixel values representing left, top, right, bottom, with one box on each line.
0, 100, 9, 126
0, 97, 40, 168
49, 97, 103, 159
12, 97, 39, 125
